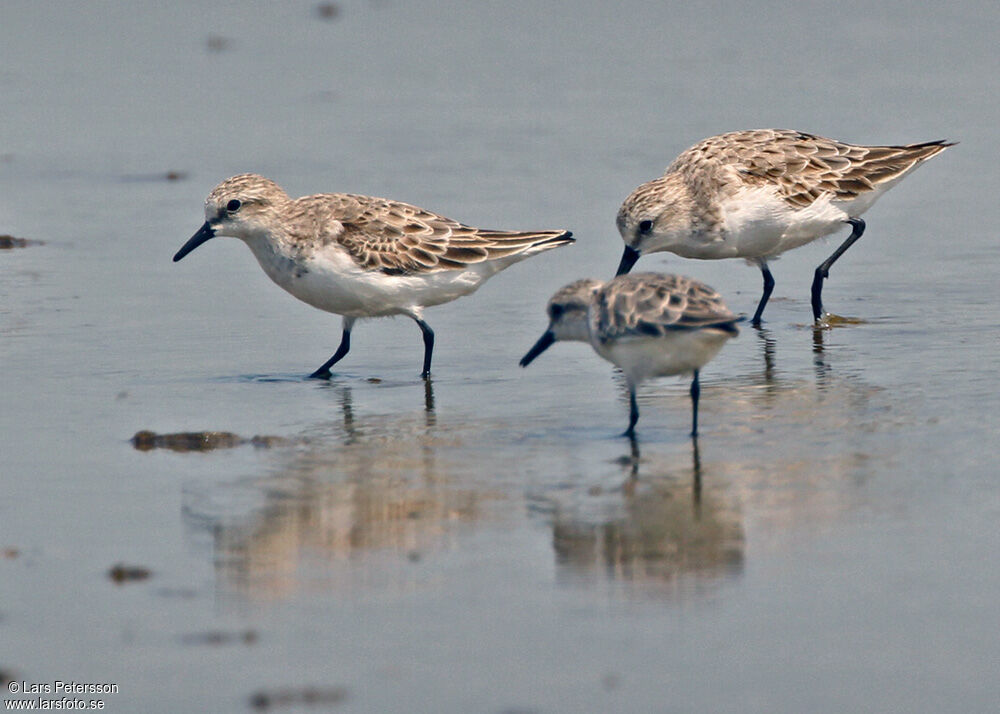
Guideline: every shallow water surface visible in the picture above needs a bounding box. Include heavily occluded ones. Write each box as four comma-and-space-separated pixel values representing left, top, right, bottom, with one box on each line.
2, 1, 999, 712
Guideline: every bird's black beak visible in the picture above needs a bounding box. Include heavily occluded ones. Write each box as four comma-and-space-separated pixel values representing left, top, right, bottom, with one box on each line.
615, 245, 641, 276
519, 330, 556, 367
173, 222, 216, 262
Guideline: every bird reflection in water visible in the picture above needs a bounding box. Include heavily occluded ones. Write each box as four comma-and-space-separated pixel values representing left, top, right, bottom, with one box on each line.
548, 438, 744, 594
183, 381, 489, 602
423, 378, 436, 426
812, 325, 832, 390
743, 318, 850, 399
327, 378, 436, 441
754, 325, 777, 388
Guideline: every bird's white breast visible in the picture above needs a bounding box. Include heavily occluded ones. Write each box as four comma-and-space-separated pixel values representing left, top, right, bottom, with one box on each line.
245, 238, 487, 318
591, 329, 732, 384
718, 185, 849, 259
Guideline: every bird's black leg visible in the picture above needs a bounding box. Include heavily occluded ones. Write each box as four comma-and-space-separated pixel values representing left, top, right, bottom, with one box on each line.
310, 328, 351, 379
690, 369, 701, 438
751, 261, 775, 327
414, 318, 435, 379
623, 385, 639, 438
812, 218, 866, 321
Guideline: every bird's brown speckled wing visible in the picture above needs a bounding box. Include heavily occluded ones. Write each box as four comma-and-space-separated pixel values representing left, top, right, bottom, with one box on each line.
671, 129, 954, 208
592, 273, 738, 343
313, 194, 572, 275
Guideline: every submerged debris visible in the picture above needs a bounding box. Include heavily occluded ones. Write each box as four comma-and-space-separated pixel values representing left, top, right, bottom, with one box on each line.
0, 235, 42, 249
205, 34, 231, 52
248, 435, 290, 448
120, 171, 189, 183
315, 2, 341, 20
130, 430, 292, 452
820, 313, 868, 326
107, 563, 152, 584
180, 630, 258, 646
249, 686, 348, 710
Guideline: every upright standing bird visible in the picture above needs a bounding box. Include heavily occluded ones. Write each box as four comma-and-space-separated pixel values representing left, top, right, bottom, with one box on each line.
174, 174, 573, 378
519, 273, 740, 437
614, 129, 953, 324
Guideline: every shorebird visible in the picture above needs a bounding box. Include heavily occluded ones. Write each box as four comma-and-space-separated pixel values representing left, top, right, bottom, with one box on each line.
519, 273, 740, 437
614, 129, 954, 324
174, 174, 573, 378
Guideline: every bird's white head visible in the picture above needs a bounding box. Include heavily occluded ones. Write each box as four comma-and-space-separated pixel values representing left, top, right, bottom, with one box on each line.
519, 279, 603, 367
174, 174, 291, 262
615, 174, 692, 275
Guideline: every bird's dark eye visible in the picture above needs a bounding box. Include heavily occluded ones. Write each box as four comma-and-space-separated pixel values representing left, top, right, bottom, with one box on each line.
226, 199, 242, 212
549, 304, 564, 320
638, 219, 653, 234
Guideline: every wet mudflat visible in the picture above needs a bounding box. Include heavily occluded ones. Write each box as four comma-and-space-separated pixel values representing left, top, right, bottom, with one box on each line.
2, 1, 999, 712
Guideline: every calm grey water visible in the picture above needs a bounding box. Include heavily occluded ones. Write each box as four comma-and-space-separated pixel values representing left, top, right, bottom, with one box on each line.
2, 1, 998, 712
